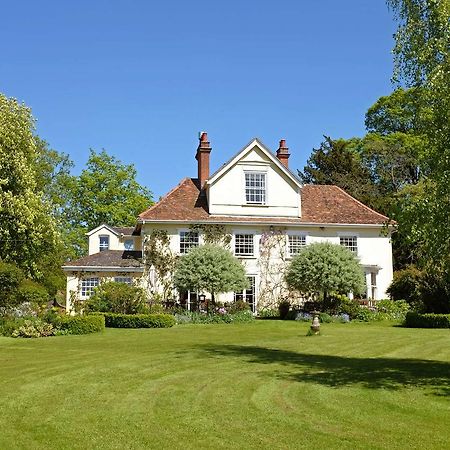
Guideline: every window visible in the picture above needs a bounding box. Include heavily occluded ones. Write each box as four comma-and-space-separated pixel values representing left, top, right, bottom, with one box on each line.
235, 234, 254, 256
234, 276, 256, 313
80, 278, 99, 298
114, 276, 133, 285
370, 272, 377, 300
245, 172, 266, 205
340, 236, 358, 254
99, 235, 109, 252
124, 239, 134, 251
179, 231, 199, 254
288, 235, 306, 256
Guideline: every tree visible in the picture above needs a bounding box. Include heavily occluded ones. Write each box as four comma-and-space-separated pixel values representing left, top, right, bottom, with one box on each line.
285, 242, 366, 302
173, 245, 249, 303
65, 150, 153, 255
387, 0, 450, 266
0, 94, 60, 277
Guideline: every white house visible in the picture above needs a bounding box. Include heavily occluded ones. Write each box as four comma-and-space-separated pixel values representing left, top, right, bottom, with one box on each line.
63, 133, 393, 312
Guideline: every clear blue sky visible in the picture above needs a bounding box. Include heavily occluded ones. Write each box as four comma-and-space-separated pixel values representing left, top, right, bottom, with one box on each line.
1, 0, 396, 199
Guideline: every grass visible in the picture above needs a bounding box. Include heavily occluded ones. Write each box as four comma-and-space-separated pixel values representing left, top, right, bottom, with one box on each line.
0, 321, 449, 449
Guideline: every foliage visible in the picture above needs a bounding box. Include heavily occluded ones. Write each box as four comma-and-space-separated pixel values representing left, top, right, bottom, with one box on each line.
101, 312, 175, 328
86, 281, 147, 314
143, 229, 177, 300
227, 300, 251, 314
354, 308, 379, 322
174, 309, 254, 325
278, 300, 291, 319
65, 150, 153, 255
0, 261, 25, 308
257, 308, 279, 318
0, 94, 60, 277
173, 245, 249, 302
387, 266, 422, 304
189, 224, 232, 247
11, 318, 55, 338
285, 242, 366, 301
55, 315, 105, 335
376, 299, 410, 319
319, 312, 333, 323
16, 280, 49, 305
404, 311, 450, 329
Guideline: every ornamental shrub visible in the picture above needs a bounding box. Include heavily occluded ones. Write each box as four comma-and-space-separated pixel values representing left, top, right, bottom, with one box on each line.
404, 312, 450, 328
86, 281, 147, 314
0, 262, 25, 308
285, 242, 366, 302
102, 312, 175, 328
16, 280, 49, 305
11, 318, 55, 338
56, 315, 105, 334
376, 299, 410, 320
227, 300, 251, 314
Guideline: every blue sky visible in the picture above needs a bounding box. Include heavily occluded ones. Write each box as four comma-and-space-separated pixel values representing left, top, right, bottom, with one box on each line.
1, 0, 396, 199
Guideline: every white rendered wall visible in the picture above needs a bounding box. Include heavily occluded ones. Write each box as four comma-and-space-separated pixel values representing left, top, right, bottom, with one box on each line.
88, 228, 140, 255
208, 146, 300, 218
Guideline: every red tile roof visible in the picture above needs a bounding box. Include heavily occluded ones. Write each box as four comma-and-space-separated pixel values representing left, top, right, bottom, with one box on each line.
139, 178, 389, 225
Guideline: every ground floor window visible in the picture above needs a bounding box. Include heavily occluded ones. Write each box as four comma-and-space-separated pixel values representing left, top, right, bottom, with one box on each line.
80, 277, 99, 298
180, 290, 199, 311
234, 276, 256, 313
114, 276, 133, 285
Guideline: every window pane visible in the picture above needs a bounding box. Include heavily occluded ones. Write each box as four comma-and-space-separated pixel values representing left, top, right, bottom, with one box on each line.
288, 235, 306, 256
340, 236, 358, 253
80, 277, 99, 298
124, 239, 134, 250
235, 234, 254, 256
245, 172, 266, 205
99, 235, 109, 252
114, 277, 132, 285
180, 231, 199, 254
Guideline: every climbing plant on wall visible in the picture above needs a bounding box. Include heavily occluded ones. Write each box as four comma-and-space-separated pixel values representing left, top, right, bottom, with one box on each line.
189, 224, 232, 248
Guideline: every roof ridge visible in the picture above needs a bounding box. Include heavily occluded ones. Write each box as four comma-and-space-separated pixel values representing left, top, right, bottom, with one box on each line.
332, 185, 389, 221
139, 177, 195, 218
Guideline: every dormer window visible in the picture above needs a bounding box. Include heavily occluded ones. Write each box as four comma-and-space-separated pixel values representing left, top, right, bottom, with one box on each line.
124, 239, 134, 251
99, 235, 109, 252
245, 172, 266, 205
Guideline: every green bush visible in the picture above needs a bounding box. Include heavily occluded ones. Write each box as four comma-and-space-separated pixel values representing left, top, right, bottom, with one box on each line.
0, 262, 25, 308
257, 308, 278, 318
337, 297, 361, 319
319, 312, 333, 323
376, 299, 410, 320
404, 312, 450, 328
354, 308, 379, 322
11, 318, 55, 338
86, 282, 147, 314
16, 280, 49, 305
102, 313, 175, 328
174, 310, 254, 325
0, 318, 26, 336
56, 315, 105, 334
278, 300, 291, 319
227, 300, 251, 314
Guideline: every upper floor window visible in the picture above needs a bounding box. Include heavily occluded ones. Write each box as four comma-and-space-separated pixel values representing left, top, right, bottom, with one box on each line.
80, 277, 99, 298
340, 236, 358, 254
235, 234, 254, 256
114, 276, 133, 285
288, 235, 306, 256
245, 172, 266, 205
124, 239, 134, 251
99, 235, 109, 252
179, 231, 199, 254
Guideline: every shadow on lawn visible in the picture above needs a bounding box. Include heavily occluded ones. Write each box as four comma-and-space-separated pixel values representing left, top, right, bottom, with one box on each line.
199, 345, 450, 396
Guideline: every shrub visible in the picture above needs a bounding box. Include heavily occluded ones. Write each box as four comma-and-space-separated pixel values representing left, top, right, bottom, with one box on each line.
56, 315, 105, 334
258, 308, 278, 318
337, 297, 361, 319
278, 300, 291, 319
174, 310, 254, 325
11, 318, 55, 338
404, 312, 450, 328
102, 313, 175, 328
295, 311, 312, 322
227, 300, 251, 314
16, 280, 49, 305
230, 310, 254, 323
319, 312, 333, 323
387, 266, 422, 305
86, 282, 147, 314
376, 299, 410, 320
354, 308, 378, 322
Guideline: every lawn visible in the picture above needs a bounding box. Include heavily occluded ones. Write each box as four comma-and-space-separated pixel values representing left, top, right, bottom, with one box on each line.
0, 321, 449, 450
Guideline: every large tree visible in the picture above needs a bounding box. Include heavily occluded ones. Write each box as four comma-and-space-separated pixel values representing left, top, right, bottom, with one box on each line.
65, 150, 153, 255
0, 94, 60, 278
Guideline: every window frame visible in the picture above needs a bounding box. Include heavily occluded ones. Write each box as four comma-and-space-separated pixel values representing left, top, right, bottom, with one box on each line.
99, 235, 110, 252
287, 233, 307, 257
179, 230, 200, 254
124, 239, 134, 251
234, 232, 255, 257
114, 276, 133, 285
244, 170, 267, 206
339, 234, 358, 255
80, 277, 99, 299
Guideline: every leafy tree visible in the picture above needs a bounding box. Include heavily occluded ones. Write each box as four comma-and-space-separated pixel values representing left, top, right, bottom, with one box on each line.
285, 242, 366, 302
387, 0, 450, 266
66, 150, 153, 255
173, 245, 249, 303
0, 261, 25, 308
0, 94, 60, 277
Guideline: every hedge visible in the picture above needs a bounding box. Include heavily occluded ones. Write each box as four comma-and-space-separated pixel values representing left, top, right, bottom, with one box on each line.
404, 312, 450, 329
101, 313, 175, 328
57, 315, 105, 334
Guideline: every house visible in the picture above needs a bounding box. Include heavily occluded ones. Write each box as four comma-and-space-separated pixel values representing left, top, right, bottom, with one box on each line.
63, 133, 393, 312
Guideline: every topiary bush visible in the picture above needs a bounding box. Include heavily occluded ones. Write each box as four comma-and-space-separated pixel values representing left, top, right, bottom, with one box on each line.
102, 312, 175, 328
404, 312, 450, 328
56, 315, 105, 334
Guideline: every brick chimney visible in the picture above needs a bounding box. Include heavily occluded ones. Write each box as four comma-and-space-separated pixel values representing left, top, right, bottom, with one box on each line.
276, 139, 290, 168
196, 132, 212, 187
